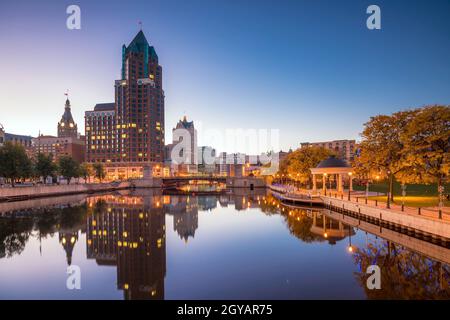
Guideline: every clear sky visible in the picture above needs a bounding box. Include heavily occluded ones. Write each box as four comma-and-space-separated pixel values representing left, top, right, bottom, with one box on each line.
0, 0, 449, 153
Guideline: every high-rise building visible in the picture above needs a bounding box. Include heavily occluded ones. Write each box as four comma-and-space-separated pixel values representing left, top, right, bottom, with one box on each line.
58, 98, 79, 138
85, 30, 165, 180
300, 140, 356, 162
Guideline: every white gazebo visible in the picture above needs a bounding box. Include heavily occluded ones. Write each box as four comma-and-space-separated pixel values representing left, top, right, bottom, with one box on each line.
310, 156, 353, 194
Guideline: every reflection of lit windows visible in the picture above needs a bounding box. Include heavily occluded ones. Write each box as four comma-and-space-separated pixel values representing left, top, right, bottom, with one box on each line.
124, 284, 129, 290
123, 231, 128, 238
157, 238, 162, 248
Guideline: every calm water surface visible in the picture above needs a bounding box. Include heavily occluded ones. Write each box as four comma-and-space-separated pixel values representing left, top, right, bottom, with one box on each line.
0, 189, 448, 299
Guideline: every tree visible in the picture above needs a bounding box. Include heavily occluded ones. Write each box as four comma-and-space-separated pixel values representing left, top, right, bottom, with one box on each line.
0, 142, 32, 187
401, 105, 450, 208
34, 153, 57, 184
79, 163, 93, 183
58, 156, 80, 185
357, 109, 418, 204
93, 163, 106, 182
279, 146, 332, 187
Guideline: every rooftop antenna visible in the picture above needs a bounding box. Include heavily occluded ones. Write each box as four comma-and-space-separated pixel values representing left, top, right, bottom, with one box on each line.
138, 20, 143, 31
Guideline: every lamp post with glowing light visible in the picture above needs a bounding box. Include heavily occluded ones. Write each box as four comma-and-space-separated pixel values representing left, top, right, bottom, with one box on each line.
347, 172, 353, 201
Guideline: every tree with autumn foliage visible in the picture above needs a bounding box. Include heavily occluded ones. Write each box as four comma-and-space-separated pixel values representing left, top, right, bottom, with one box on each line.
279, 146, 333, 188
400, 105, 450, 207
356, 109, 419, 203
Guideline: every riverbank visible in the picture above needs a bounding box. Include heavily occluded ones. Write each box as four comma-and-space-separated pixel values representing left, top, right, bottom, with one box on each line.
0, 182, 132, 202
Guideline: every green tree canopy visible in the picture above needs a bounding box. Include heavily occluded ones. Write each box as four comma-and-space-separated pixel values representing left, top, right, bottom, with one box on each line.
93, 163, 106, 182
58, 156, 80, 185
0, 142, 32, 186
279, 146, 333, 187
34, 153, 57, 184
356, 109, 419, 201
400, 105, 450, 201
79, 163, 93, 183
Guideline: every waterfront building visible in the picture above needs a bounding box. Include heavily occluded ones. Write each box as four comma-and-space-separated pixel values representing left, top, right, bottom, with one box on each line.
85, 30, 165, 180
300, 140, 356, 162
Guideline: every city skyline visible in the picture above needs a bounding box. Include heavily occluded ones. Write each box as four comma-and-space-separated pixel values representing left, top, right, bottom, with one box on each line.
1, 0, 450, 153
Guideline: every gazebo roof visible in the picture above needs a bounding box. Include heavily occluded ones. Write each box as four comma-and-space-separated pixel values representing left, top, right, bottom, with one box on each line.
316, 156, 349, 168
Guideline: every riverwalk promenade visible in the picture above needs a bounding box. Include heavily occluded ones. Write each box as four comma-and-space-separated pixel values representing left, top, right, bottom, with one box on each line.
269, 184, 450, 239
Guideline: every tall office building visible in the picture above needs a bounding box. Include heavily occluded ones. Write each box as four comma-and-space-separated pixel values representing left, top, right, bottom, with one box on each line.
85, 30, 165, 179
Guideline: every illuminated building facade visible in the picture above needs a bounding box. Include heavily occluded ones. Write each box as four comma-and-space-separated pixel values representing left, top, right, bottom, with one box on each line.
85, 30, 165, 180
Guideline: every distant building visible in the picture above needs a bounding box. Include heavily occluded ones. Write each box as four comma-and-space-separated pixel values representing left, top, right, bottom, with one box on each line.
32, 135, 85, 163
4, 132, 33, 149
0, 124, 4, 146
198, 146, 216, 174
167, 116, 198, 174
58, 98, 79, 138
300, 140, 356, 162
3, 131, 34, 157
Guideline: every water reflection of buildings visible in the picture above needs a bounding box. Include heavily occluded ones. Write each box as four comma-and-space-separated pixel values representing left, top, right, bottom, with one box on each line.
165, 196, 199, 243
309, 211, 355, 245
86, 192, 166, 300
59, 231, 79, 265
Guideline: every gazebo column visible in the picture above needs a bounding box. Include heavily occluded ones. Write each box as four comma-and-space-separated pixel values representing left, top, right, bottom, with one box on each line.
338, 174, 343, 193
349, 174, 353, 191
312, 174, 317, 193
322, 174, 326, 193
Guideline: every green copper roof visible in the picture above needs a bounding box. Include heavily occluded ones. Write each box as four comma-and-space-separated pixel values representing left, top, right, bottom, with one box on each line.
126, 30, 149, 53
121, 30, 158, 79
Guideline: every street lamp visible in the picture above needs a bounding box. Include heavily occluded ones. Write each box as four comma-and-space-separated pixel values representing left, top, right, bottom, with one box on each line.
348, 172, 353, 201
365, 177, 370, 203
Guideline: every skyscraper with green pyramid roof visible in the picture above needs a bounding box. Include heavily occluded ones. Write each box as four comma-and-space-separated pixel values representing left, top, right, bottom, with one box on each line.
85, 30, 165, 177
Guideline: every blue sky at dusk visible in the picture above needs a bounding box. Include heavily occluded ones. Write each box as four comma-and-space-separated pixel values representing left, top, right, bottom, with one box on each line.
0, 0, 449, 152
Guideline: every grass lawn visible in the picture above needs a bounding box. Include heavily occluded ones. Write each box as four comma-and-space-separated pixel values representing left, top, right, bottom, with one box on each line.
366, 195, 450, 208
353, 181, 450, 207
